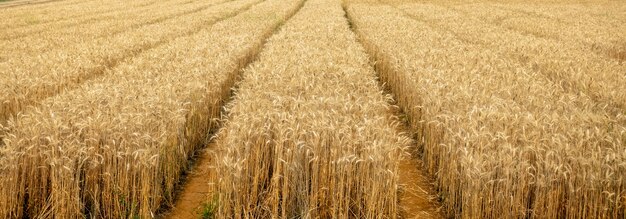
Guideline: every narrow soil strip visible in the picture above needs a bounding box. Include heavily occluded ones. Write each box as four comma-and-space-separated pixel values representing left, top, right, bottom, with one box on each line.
388, 99, 443, 219
398, 156, 443, 218
163, 147, 217, 219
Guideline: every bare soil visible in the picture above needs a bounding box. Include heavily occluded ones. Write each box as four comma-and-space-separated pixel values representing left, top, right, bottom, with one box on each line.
164, 146, 217, 219
399, 154, 443, 219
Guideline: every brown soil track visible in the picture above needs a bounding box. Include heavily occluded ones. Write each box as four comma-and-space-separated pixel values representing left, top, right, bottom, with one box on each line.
399, 153, 443, 218
162, 147, 217, 219
388, 98, 443, 219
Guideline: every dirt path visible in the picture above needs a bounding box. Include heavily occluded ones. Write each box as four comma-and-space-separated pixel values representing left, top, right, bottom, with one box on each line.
163, 146, 217, 219
387, 102, 443, 219
399, 154, 443, 218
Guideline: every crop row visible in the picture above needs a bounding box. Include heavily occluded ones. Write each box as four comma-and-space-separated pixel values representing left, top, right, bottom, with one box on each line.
0, 0, 154, 30
0, 0, 230, 58
398, 4, 626, 118
0, 0, 166, 40
451, 3, 625, 62
347, 3, 625, 218
0, 0, 261, 128
492, 2, 626, 29
215, 0, 414, 217
0, 0, 304, 217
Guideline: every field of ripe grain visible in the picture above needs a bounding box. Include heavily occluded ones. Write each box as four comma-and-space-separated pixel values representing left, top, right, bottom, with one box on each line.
0, 0, 624, 218
347, 0, 625, 218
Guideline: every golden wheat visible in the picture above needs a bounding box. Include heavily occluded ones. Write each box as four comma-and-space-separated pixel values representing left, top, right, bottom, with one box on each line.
0, 0, 153, 29
215, 0, 413, 217
0, 0, 261, 128
0, 0, 623, 218
0, 0, 167, 39
0, 0, 304, 217
493, 2, 626, 27
347, 3, 625, 218
0, 0, 231, 59
450, 3, 625, 62
399, 3, 626, 117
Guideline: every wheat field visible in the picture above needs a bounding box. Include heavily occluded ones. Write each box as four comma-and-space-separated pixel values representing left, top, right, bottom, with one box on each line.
0, 0, 624, 218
